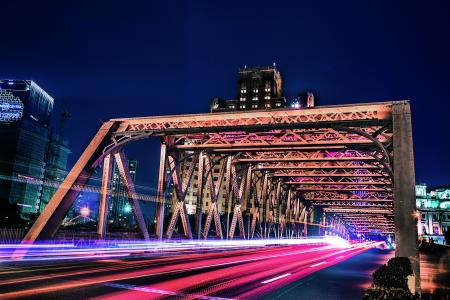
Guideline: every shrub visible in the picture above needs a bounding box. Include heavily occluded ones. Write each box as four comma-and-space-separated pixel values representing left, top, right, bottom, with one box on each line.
372, 264, 408, 290
363, 287, 415, 300
387, 257, 413, 278
364, 257, 416, 299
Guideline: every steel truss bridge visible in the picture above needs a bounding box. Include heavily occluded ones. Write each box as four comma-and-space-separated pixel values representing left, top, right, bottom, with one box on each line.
21, 100, 420, 289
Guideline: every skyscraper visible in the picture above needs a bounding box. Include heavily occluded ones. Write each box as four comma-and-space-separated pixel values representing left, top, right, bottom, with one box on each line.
210, 64, 286, 112
109, 159, 138, 228
0, 80, 54, 216
40, 133, 71, 213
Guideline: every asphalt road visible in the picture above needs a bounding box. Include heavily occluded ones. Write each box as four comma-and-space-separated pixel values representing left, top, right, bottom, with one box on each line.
263, 248, 394, 300
0, 242, 388, 299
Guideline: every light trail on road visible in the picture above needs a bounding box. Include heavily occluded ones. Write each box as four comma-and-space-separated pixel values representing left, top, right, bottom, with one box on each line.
0, 238, 383, 299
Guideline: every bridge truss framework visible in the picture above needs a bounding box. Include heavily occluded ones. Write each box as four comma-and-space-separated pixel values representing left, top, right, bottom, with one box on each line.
21, 101, 419, 290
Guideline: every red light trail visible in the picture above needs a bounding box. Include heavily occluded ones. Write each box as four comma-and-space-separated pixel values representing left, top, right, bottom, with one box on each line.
0, 239, 382, 299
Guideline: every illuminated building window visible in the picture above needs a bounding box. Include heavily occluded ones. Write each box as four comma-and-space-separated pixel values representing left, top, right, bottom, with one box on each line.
265, 103, 271, 108
252, 104, 258, 108
253, 88, 258, 93
252, 96, 258, 101
241, 89, 246, 94
240, 97, 246, 101
276, 103, 281, 107
229, 105, 235, 109
240, 104, 246, 109
264, 95, 270, 100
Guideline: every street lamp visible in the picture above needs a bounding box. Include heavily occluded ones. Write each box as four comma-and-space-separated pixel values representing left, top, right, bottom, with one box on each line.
80, 207, 90, 217
124, 203, 132, 214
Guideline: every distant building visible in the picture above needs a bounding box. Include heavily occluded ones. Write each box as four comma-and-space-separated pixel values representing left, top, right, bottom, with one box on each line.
210, 64, 286, 112
172, 155, 228, 216
0, 80, 54, 216
416, 183, 450, 245
40, 133, 71, 213
109, 159, 137, 228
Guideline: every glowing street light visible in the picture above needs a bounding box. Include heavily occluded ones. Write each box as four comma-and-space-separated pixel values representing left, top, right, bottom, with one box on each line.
124, 203, 132, 214
80, 207, 90, 217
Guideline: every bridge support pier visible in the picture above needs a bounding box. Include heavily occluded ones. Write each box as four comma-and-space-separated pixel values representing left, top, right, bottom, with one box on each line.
155, 143, 167, 240
393, 101, 420, 294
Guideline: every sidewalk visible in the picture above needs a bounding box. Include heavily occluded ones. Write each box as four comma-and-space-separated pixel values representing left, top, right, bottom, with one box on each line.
420, 243, 450, 299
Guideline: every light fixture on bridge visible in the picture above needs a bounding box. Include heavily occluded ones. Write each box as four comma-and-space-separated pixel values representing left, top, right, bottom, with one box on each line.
80, 206, 90, 217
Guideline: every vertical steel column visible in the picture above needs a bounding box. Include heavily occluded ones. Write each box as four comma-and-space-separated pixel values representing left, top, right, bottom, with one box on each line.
392, 101, 420, 293
261, 173, 268, 238
229, 165, 248, 239
303, 209, 308, 237
203, 154, 225, 239
97, 153, 112, 239
196, 152, 205, 240
286, 189, 292, 238
275, 181, 282, 239
166, 154, 195, 239
224, 156, 232, 240
114, 151, 150, 240
155, 143, 167, 240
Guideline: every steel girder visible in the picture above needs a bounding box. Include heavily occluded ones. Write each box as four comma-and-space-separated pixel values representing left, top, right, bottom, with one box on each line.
20, 102, 410, 250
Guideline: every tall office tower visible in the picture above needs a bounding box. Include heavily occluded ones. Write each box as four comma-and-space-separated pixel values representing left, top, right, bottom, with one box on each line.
40, 108, 71, 213
0, 80, 54, 216
40, 133, 71, 213
210, 64, 286, 112
109, 159, 138, 228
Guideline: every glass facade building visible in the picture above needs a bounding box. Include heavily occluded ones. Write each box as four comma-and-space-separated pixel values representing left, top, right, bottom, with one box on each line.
40, 133, 71, 213
109, 159, 137, 228
0, 80, 54, 216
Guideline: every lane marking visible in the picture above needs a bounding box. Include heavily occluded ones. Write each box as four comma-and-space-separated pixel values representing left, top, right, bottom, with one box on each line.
104, 282, 230, 300
261, 273, 291, 284
310, 261, 326, 268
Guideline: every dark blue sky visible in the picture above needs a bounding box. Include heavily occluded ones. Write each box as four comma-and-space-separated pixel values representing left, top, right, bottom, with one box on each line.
2, 0, 450, 188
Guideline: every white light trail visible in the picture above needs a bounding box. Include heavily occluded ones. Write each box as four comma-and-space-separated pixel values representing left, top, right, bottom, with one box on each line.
261, 273, 291, 284
310, 261, 327, 268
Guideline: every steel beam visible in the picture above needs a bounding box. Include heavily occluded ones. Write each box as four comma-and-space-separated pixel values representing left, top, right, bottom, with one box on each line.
20, 121, 117, 244
166, 154, 195, 239
114, 151, 150, 240
155, 143, 167, 240
196, 152, 205, 239
97, 153, 112, 239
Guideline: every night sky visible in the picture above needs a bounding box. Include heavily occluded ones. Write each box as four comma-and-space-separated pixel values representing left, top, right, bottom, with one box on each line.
2, 0, 450, 191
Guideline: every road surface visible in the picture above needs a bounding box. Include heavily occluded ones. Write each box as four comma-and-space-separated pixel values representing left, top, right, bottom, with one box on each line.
0, 240, 386, 299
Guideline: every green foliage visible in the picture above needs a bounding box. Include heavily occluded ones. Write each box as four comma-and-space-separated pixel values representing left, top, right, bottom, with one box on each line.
364, 257, 416, 300
373, 265, 408, 290
387, 257, 413, 278
363, 287, 416, 300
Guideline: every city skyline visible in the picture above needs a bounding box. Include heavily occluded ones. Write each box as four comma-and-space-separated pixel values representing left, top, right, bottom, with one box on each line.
1, 2, 449, 297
